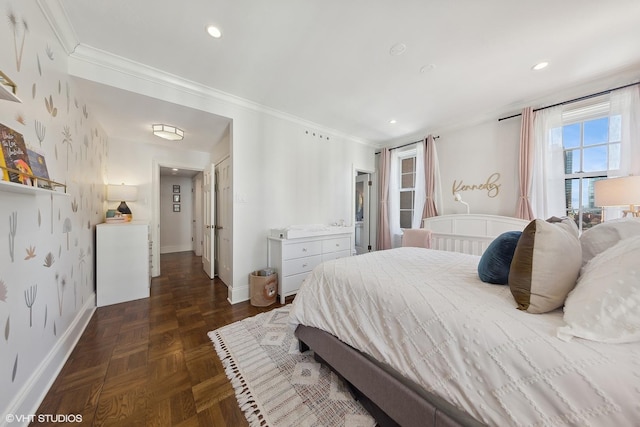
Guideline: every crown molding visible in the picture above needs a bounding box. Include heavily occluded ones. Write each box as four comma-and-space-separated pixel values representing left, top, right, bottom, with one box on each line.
36, 0, 80, 54
68, 44, 376, 148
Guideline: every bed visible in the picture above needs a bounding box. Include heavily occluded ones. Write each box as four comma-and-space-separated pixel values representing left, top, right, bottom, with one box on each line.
288, 214, 640, 427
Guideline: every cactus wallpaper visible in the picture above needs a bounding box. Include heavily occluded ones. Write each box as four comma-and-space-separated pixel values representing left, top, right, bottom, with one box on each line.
0, 0, 108, 414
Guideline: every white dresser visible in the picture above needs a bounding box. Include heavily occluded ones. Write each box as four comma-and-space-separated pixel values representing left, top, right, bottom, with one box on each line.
96, 222, 151, 307
268, 227, 353, 304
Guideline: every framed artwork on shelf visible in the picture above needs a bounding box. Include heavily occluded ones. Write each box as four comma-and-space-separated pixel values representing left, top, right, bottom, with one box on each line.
173, 194, 180, 202
173, 185, 180, 193
173, 204, 180, 212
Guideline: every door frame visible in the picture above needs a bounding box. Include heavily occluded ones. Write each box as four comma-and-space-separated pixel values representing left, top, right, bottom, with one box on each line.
352, 165, 377, 253
151, 159, 204, 277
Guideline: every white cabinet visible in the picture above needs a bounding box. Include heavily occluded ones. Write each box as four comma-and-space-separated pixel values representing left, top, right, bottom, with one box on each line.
268, 231, 352, 304
96, 222, 150, 307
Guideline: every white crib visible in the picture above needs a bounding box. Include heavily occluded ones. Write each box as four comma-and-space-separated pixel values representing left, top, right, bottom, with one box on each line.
422, 214, 530, 256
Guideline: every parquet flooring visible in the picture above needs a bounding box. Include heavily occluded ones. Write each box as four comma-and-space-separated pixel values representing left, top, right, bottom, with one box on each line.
33, 252, 289, 426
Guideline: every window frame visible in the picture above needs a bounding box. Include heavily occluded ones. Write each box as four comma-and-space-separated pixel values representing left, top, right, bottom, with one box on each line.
397, 150, 417, 230
560, 102, 621, 231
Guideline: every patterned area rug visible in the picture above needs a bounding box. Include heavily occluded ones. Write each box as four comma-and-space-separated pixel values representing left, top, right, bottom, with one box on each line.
209, 306, 375, 427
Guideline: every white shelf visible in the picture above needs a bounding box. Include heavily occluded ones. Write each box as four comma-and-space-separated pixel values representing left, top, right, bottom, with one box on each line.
0, 179, 68, 196
0, 84, 21, 102
0, 71, 21, 103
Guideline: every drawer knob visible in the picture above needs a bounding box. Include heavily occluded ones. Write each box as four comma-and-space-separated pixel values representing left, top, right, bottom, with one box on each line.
302, 248, 307, 252
302, 263, 308, 268
335, 243, 340, 247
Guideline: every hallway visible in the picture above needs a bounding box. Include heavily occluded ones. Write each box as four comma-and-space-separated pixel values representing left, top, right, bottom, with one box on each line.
34, 252, 287, 426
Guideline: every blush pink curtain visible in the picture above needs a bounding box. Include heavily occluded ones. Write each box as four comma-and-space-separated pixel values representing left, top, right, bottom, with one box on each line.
421, 135, 438, 220
516, 107, 535, 220
376, 148, 392, 250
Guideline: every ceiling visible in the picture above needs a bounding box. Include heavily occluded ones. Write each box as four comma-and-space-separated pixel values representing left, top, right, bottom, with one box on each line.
54, 0, 640, 149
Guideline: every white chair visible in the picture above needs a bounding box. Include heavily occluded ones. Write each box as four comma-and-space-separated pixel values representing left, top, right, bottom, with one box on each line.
401, 229, 432, 249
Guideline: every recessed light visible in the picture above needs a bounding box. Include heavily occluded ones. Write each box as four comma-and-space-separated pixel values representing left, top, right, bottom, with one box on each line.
206, 25, 222, 38
420, 64, 436, 73
389, 43, 406, 56
172, 168, 178, 172
532, 61, 549, 71
389, 119, 397, 124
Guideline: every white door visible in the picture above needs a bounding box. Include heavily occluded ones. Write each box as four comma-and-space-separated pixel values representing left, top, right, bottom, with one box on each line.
216, 157, 232, 286
202, 164, 215, 278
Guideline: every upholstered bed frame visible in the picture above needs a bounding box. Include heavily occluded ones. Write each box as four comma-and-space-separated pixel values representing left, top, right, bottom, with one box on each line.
295, 214, 530, 427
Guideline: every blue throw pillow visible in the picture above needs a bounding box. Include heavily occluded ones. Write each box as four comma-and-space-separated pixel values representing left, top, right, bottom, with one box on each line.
478, 231, 522, 285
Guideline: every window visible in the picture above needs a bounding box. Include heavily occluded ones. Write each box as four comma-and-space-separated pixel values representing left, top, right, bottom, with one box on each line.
399, 154, 416, 229
561, 106, 621, 231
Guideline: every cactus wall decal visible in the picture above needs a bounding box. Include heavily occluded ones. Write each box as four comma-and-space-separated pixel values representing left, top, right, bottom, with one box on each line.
24, 285, 37, 327
4, 316, 9, 341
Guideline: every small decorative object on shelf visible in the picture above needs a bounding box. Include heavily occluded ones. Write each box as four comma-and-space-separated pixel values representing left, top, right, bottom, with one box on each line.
0, 70, 20, 103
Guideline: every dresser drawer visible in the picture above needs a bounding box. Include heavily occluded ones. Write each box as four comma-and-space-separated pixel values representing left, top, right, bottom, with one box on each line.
322, 249, 351, 262
322, 237, 351, 254
282, 240, 322, 259
282, 254, 322, 276
280, 272, 309, 297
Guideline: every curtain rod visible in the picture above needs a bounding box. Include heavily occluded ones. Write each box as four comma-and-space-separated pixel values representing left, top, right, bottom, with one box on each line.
375, 135, 440, 155
497, 81, 640, 122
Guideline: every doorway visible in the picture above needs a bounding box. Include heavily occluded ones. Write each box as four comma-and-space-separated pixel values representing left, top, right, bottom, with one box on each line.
354, 170, 377, 254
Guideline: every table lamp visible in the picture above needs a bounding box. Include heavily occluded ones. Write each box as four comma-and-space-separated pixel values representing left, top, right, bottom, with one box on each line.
106, 183, 138, 221
594, 176, 640, 219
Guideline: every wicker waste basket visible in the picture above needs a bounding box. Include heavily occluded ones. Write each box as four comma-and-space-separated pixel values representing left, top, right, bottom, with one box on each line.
249, 269, 277, 307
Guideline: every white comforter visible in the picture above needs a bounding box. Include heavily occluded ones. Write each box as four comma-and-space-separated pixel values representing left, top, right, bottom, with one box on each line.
288, 247, 640, 427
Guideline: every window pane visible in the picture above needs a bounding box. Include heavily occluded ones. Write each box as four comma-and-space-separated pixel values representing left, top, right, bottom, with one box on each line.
565, 178, 579, 211
582, 146, 607, 172
564, 149, 580, 174
609, 115, 621, 142
400, 211, 412, 229
401, 172, 415, 188
562, 123, 581, 149
584, 117, 608, 146
400, 190, 414, 209
401, 157, 415, 173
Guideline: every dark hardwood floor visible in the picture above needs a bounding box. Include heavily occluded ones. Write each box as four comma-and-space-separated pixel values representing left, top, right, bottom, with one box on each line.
33, 252, 288, 426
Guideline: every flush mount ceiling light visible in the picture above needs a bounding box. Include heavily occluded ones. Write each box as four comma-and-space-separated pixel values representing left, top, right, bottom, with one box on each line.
206, 25, 222, 38
532, 61, 549, 71
152, 124, 184, 141
389, 119, 397, 124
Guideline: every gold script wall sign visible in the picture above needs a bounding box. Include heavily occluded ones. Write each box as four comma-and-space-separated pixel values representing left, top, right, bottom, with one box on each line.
452, 172, 501, 198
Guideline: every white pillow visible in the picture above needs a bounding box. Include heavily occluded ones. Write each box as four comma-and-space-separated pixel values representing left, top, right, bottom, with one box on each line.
558, 235, 640, 343
579, 218, 640, 266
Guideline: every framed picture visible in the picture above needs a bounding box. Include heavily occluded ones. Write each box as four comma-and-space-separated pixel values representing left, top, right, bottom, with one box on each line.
173, 204, 180, 212
173, 194, 180, 202
173, 185, 180, 193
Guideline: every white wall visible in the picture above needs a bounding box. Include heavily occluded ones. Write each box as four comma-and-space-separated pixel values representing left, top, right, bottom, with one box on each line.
0, 0, 107, 420
435, 117, 521, 216
68, 56, 376, 303
159, 176, 193, 253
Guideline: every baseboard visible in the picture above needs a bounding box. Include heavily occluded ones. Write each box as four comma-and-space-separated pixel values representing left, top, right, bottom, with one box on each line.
228, 284, 249, 304
160, 244, 193, 254
0, 294, 96, 427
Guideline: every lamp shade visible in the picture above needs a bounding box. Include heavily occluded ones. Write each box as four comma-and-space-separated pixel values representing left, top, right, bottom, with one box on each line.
594, 176, 640, 207
107, 184, 138, 202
